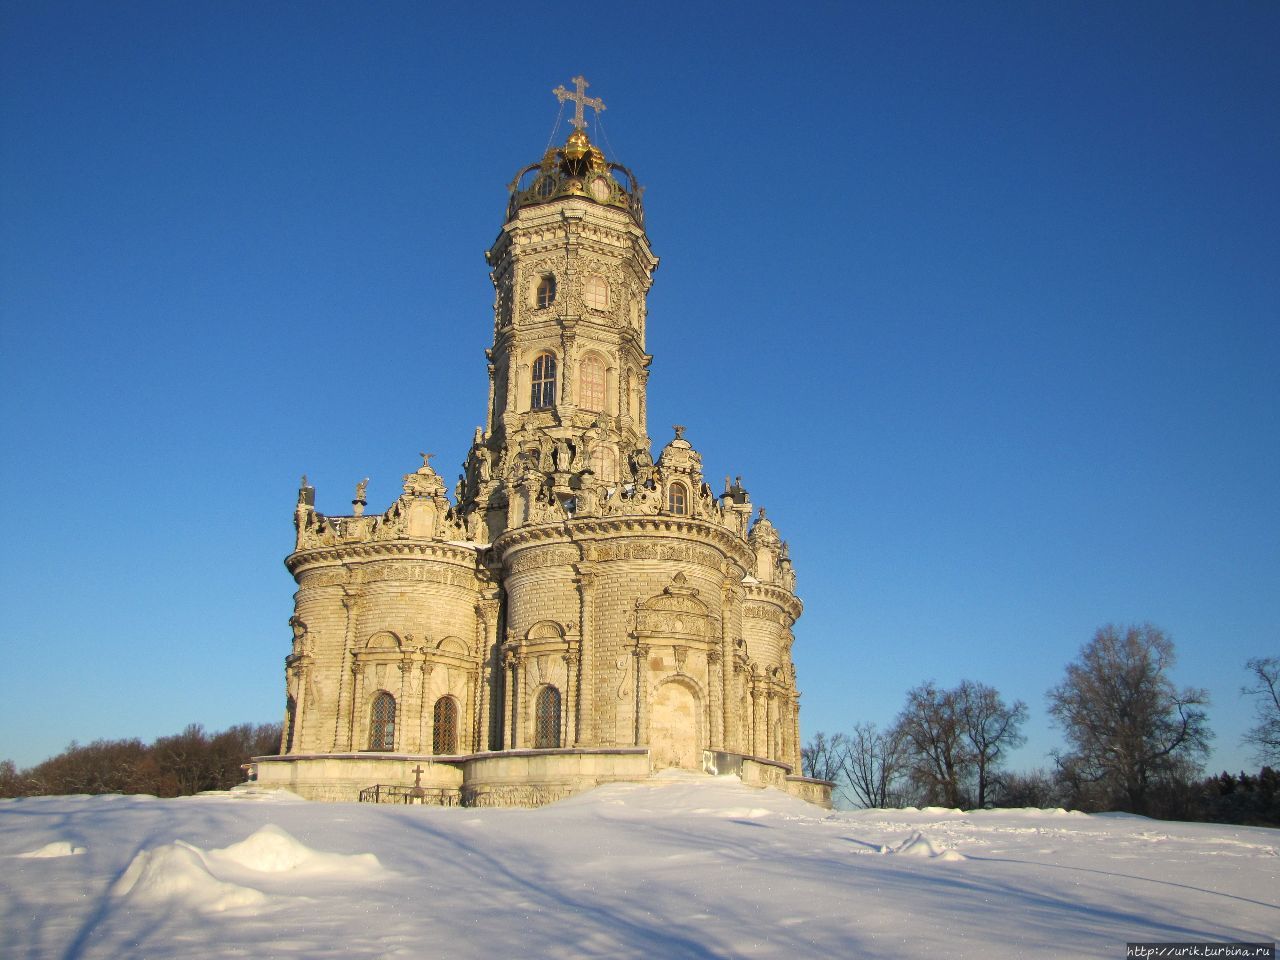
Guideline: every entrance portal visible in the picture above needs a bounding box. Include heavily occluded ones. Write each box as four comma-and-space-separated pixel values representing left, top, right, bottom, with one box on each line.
649, 681, 700, 770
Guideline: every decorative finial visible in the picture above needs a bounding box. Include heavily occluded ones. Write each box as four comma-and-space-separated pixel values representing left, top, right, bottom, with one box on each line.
354, 478, 368, 502
758, 507, 767, 519
300, 474, 308, 487
419, 452, 435, 469
552, 75, 605, 132
673, 424, 686, 440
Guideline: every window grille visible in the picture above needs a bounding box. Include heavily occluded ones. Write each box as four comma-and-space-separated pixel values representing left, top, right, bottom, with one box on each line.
668, 482, 688, 516
534, 686, 561, 749
433, 696, 458, 755
369, 691, 396, 751
531, 353, 557, 409
579, 356, 606, 412
536, 275, 556, 309
590, 445, 616, 482
582, 275, 608, 310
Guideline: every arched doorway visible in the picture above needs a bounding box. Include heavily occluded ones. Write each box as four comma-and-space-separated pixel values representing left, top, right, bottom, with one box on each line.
649, 681, 700, 770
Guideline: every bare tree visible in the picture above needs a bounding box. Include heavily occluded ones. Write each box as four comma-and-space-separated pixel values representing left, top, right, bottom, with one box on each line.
892, 682, 973, 808
801, 731, 847, 783
839, 721, 907, 809
1047, 624, 1211, 815
1242, 656, 1280, 764
956, 680, 1028, 808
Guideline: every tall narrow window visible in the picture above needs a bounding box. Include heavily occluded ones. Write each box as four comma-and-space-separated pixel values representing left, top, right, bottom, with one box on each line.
534, 685, 562, 748
433, 696, 458, 755
531, 353, 557, 409
369, 691, 396, 751
536, 275, 556, 309
668, 481, 689, 516
579, 355, 606, 412
582, 275, 608, 310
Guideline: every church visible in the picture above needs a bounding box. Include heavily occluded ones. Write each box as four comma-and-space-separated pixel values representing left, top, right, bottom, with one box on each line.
249, 79, 831, 808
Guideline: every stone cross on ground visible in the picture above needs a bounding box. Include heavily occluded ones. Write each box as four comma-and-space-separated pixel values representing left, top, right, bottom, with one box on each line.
552, 75, 605, 131
410, 764, 426, 801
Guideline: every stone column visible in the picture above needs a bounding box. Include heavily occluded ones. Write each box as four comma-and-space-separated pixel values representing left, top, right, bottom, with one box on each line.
633, 644, 650, 747
480, 659, 494, 752
560, 328, 575, 408
707, 650, 723, 750
502, 649, 517, 750
637, 366, 649, 437
506, 348, 519, 417
618, 367, 632, 432
486, 361, 496, 436
396, 658, 412, 753
287, 659, 311, 754
466, 667, 478, 755
333, 594, 360, 751
420, 662, 435, 753
750, 678, 765, 757
562, 651, 579, 747
765, 688, 777, 760
731, 660, 745, 754
475, 600, 500, 751
719, 577, 743, 752
349, 662, 367, 751
572, 563, 596, 744
791, 695, 802, 771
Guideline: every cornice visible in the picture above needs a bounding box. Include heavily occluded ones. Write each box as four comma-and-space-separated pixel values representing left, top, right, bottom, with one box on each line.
286, 539, 481, 576
494, 515, 754, 567
742, 581, 804, 622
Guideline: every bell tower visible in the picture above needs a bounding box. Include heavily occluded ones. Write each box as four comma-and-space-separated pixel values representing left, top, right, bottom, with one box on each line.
462, 77, 659, 540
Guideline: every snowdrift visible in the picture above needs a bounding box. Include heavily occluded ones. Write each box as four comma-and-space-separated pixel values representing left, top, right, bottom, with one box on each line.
2, 775, 1275, 959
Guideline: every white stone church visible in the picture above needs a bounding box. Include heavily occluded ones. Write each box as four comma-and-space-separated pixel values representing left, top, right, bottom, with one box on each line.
249, 79, 831, 808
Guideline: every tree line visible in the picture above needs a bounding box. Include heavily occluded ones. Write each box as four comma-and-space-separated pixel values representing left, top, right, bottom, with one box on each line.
0, 722, 281, 799
803, 624, 1279, 825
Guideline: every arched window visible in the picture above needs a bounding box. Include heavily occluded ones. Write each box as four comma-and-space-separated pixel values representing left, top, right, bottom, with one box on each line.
531, 352, 557, 409
368, 691, 396, 751
534, 685, 561, 748
582, 275, 608, 310
536, 274, 556, 309
668, 481, 689, 516
433, 695, 459, 755
579, 355, 606, 412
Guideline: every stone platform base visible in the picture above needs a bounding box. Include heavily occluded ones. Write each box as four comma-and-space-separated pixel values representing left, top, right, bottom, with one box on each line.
247, 749, 833, 808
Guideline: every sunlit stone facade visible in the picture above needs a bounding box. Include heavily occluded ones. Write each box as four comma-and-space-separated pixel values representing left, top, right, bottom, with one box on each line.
252, 84, 830, 808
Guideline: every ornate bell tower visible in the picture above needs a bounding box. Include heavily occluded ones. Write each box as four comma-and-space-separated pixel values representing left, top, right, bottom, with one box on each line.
268, 77, 827, 807
460, 77, 659, 541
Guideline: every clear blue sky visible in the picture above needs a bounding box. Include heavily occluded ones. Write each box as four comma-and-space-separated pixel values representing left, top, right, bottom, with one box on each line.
2, 2, 1277, 777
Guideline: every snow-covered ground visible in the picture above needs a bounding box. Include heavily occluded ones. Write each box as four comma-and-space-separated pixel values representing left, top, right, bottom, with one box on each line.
2, 773, 1275, 959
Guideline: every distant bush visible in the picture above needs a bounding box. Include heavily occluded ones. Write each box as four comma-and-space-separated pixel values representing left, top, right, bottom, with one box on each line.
0, 722, 281, 799
1191, 768, 1280, 827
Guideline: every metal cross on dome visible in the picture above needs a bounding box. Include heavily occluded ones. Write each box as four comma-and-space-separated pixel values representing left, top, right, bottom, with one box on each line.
553, 75, 605, 131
